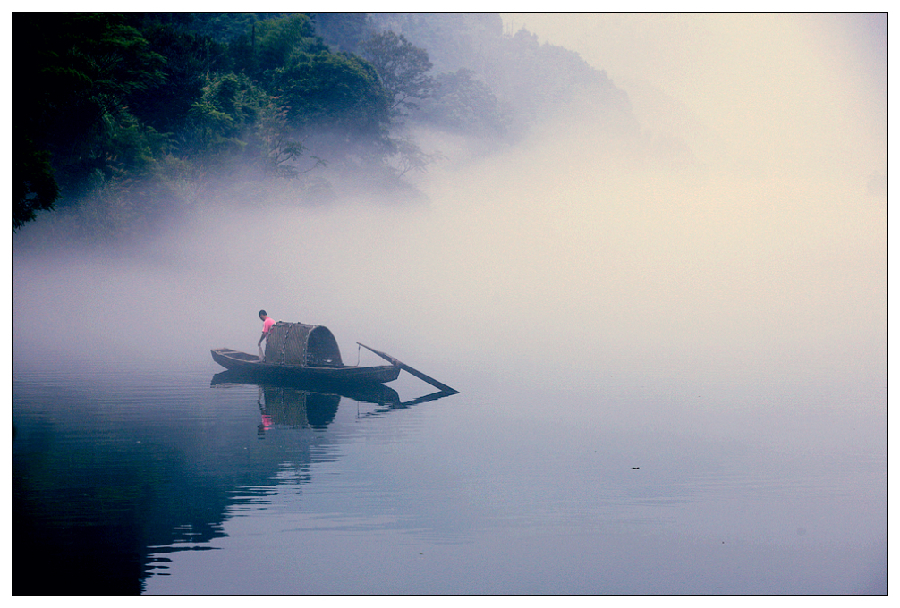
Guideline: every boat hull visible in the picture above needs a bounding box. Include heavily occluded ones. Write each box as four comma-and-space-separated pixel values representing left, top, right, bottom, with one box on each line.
210, 369, 402, 405
211, 348, 401, 384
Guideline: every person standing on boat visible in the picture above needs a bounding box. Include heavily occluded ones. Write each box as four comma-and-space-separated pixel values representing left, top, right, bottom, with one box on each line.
258, 310, 276, 361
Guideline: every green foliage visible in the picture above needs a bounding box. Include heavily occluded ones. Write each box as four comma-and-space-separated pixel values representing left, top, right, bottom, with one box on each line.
97, 112, 169, 178
414, 68, 507, 136
228, 13, 328, 83
368, 13, 503, 74
360, 31, 433, 113
13, 133, 59, 231
185, 13, 288, 44
127, 23, 228, 134
13, 13, 407, 233
15, 13, 166, 200
255, 103, 324, 179
273, 52, 392, 139
179, 73, 264, 168
255, 14, 321, 71
368, 14, 632, 133
311, 13, 374, 54
13, 12, 632, 237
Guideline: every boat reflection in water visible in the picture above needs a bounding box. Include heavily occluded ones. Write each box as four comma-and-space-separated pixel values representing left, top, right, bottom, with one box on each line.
210, 369, 457, 434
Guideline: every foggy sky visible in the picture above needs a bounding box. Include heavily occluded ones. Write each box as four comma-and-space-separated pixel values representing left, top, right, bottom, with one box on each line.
488, 13, 887, 385
502, 13, 886, 175
12, 14, 887, 417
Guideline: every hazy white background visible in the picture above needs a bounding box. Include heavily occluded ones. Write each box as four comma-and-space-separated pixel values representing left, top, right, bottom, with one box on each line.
13, 13, 886, 419
11, 12, 888, 594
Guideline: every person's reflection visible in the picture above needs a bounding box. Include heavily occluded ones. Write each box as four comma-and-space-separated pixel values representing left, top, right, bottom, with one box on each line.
258, 386, 273, 437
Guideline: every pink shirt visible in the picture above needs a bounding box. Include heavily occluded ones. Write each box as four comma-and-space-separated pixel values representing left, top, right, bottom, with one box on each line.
262, 317, 276, 334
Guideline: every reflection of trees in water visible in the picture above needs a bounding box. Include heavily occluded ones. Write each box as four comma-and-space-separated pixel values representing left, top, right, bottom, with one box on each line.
14, 411, 240, 595
13, 372, 457, 595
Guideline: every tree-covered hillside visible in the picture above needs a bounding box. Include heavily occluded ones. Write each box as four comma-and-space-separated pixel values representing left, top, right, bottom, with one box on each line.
13, 12, 636, 239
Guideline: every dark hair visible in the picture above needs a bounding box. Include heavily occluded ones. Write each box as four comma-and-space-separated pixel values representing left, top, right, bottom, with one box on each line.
258, 310, 267, 317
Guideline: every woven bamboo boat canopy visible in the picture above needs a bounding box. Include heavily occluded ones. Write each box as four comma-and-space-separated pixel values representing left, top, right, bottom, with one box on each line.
264, 322, 344, 367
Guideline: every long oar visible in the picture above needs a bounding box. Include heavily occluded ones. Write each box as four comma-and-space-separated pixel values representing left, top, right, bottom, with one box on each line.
357, 343, 457, 394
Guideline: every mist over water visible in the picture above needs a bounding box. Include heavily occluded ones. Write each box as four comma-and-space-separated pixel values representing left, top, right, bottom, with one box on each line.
12, 13, 886, 594
13, 104, 886, 401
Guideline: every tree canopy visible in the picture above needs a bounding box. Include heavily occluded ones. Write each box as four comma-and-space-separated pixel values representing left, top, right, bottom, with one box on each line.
13, 12, 631, 236
360, 31, 433, 113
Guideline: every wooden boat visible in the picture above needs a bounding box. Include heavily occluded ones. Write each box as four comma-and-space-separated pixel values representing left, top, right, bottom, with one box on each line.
210, 347, 401, 384
210, 368, 402, 405
212, 322, 456, 391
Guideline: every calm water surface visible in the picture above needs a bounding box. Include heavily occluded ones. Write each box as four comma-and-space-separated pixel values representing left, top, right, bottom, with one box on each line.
12, 354, 886, 595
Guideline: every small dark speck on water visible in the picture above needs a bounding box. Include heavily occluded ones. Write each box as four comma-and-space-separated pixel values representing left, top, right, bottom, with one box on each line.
632, 467, 640, 469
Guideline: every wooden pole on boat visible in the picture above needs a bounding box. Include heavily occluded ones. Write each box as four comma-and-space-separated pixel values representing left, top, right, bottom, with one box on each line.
357, 343, 458, 394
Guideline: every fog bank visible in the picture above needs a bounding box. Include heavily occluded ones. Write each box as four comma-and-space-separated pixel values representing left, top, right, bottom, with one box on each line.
13, 15, 886, 420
